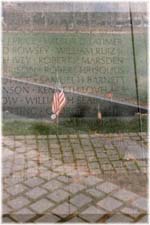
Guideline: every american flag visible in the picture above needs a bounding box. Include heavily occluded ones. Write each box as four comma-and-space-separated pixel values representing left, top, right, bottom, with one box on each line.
51, 90, 66, 118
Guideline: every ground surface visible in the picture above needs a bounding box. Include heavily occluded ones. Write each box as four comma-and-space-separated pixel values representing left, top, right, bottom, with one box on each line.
3, 133, 148, 223
3, 117, 147, 135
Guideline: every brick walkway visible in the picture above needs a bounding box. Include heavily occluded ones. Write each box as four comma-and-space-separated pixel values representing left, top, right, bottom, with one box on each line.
2, 133, 148, 223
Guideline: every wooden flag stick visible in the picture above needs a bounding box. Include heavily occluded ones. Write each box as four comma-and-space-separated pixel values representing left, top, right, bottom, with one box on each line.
56, 115, 59, 125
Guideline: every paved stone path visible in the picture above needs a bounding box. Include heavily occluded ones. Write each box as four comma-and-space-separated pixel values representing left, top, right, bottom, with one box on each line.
2, 133, 148, 223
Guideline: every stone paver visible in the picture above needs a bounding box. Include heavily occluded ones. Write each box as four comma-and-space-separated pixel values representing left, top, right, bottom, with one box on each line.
66, 216, 85, 223
43, 179, 63, 191
80, 206, 106, 222
82, 176, 103, 186
24, 177, 45, 188
123, 142, 147, 160
2, 133, 148, 223
52, 202, 77, 218
105, 214, 133, 223
3, 192, 10, 201
3, 216, 15, 223
57, 175, 71, 183
30, 199, 54, 214
70, 193, 92, 208
131, 197, 147, 211
120, 207, 142, 218
112, 189, 138, 201
47, 189, 70, 203
64, 183, 86, 194
25, 187, 48, 200
8, 196, 30, 210
97, 196, 123, 211
86, 188, 105, 199
96, 182, 118, 193
40, 171, 58, 180
35, 214, 60, 223
11, 208, 36, 222
3, 204, 12, 214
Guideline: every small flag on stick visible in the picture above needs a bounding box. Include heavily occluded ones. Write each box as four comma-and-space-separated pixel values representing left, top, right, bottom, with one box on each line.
97, 104, 102, 123
51, 90, 66, 120
105, 92, 113, 99
97, 111, 102, 121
